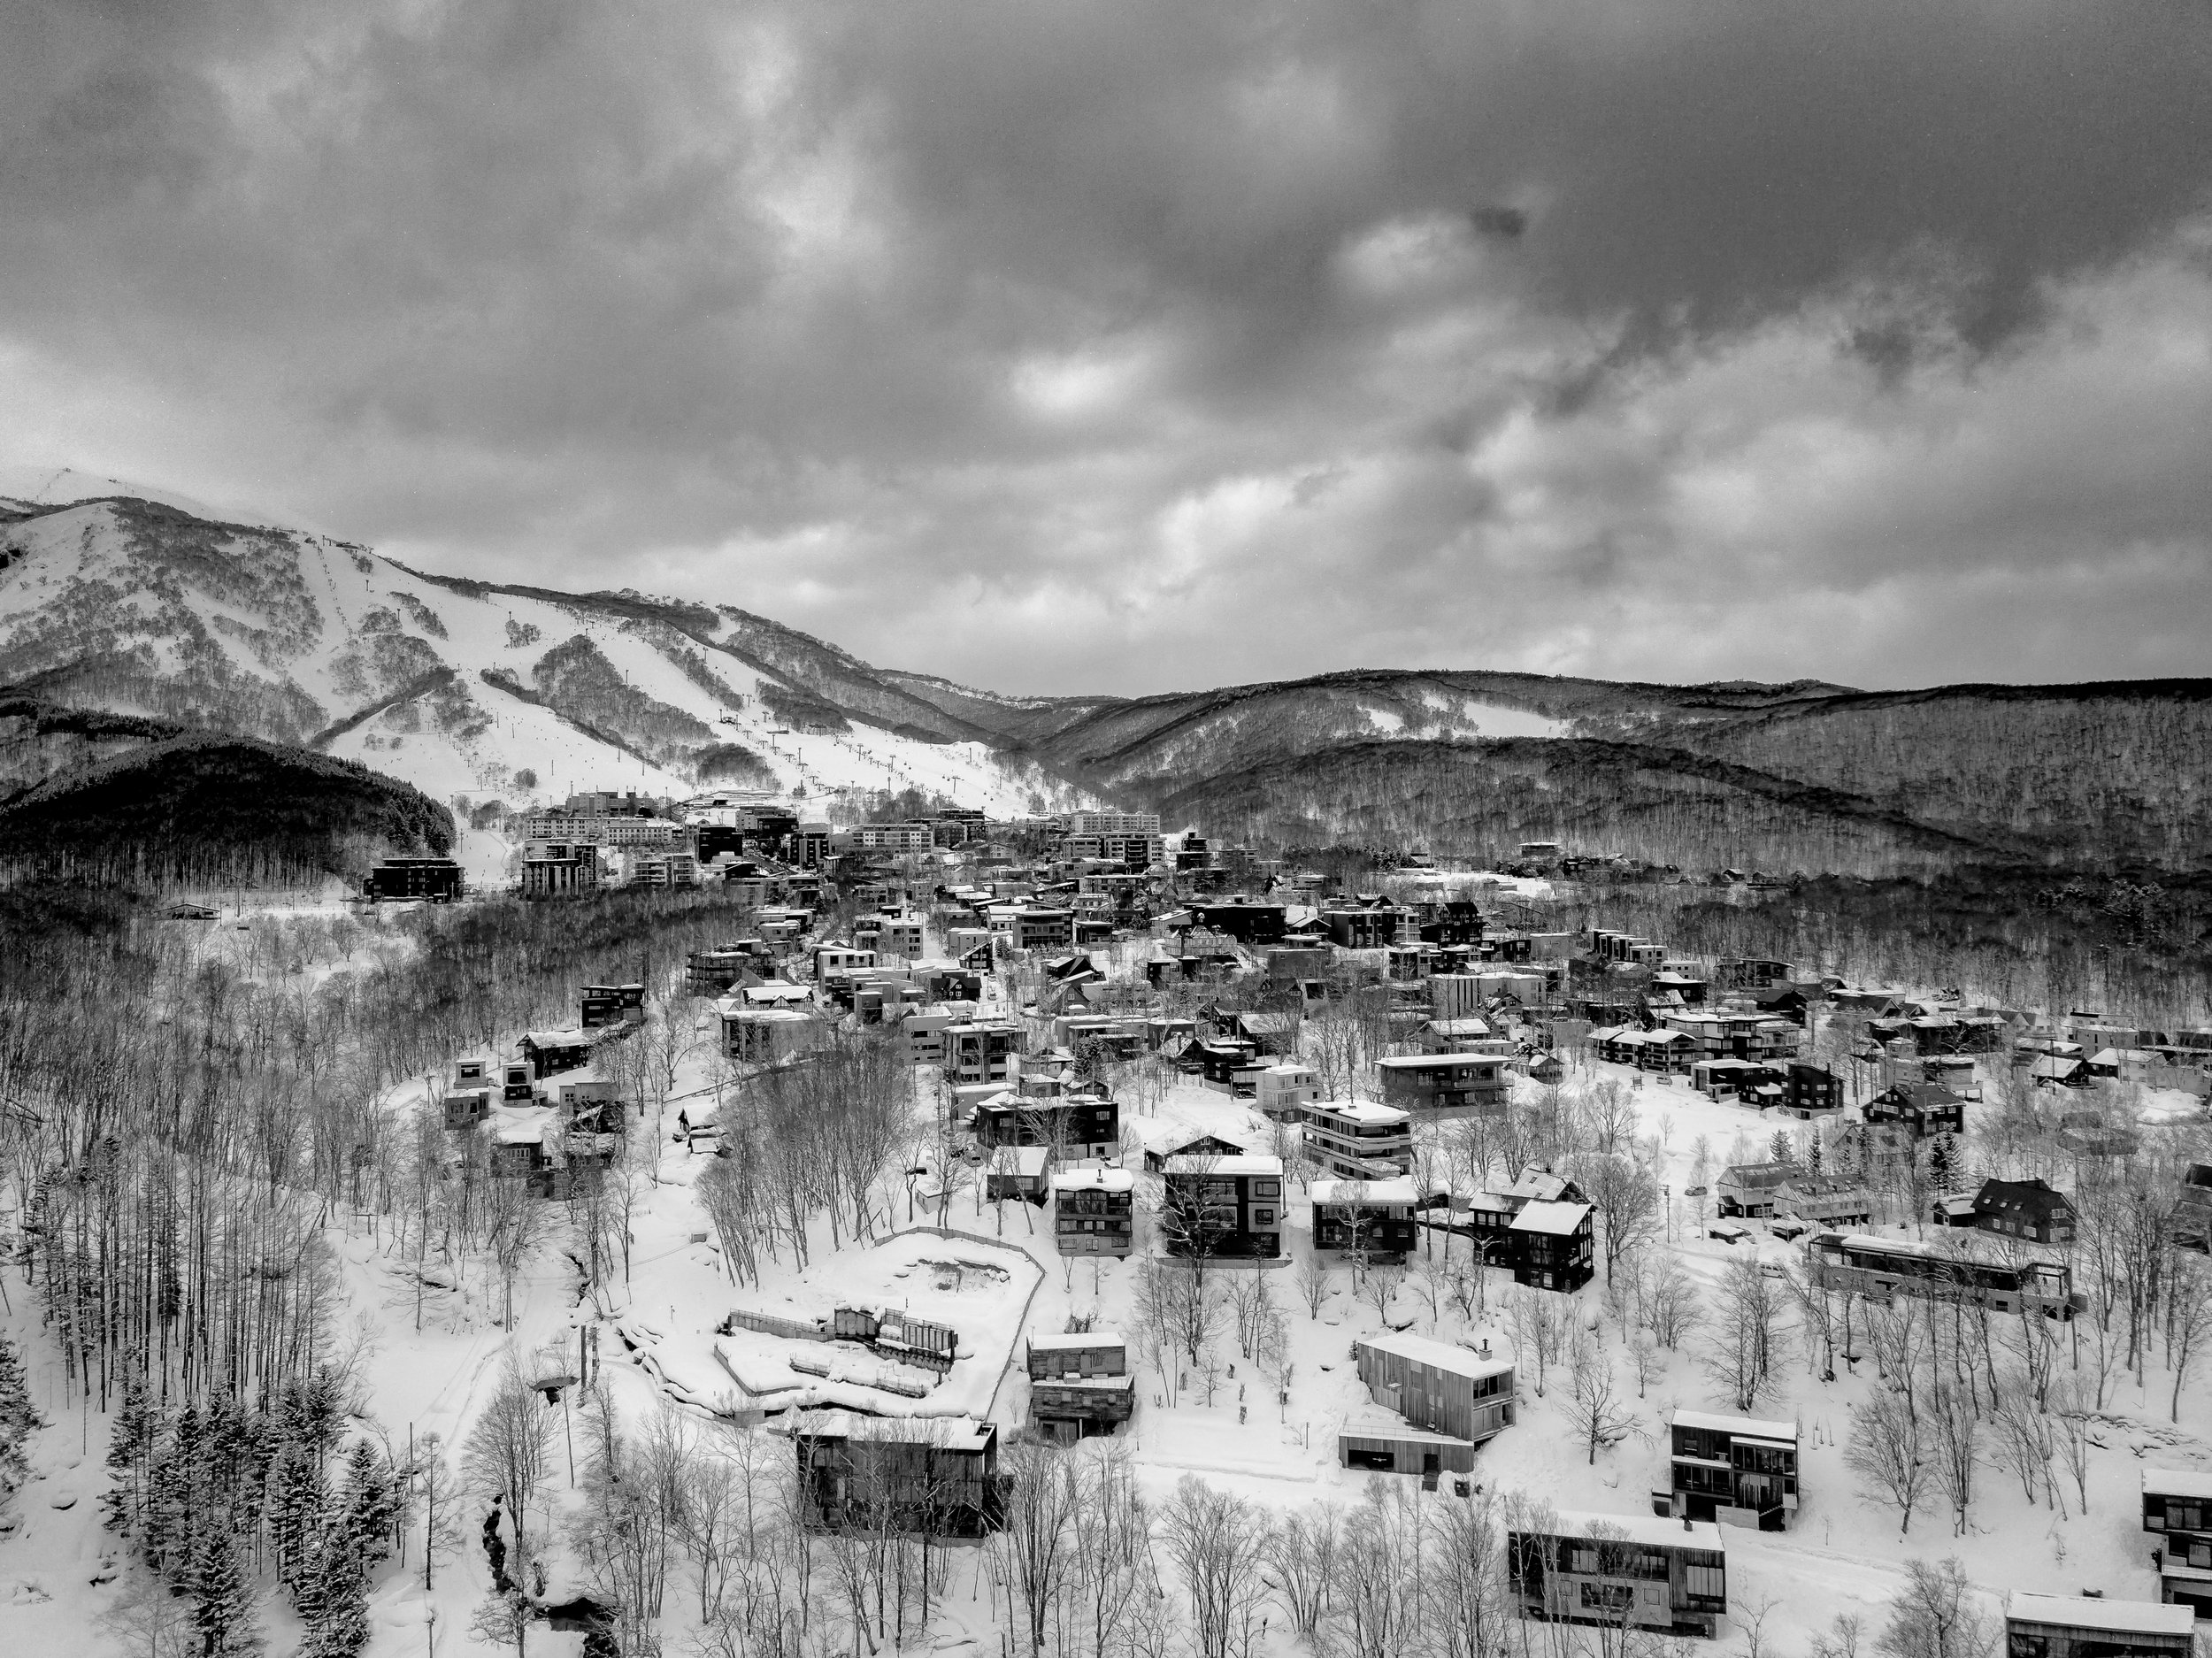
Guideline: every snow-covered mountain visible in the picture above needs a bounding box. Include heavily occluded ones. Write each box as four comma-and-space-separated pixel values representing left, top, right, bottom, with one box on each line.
0, 494, 1091, 880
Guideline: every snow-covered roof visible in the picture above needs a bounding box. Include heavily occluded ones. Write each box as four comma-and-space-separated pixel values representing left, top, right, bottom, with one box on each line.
1672, 1408, 1797, 1442
1310, 1177, 1420, 1206
1527, 1509, 1725, 1551
1164, 1154, 1283, 1178
1051, 1167, 1135, 1194
2006, 1595, 2196, 1638
1510, 1200, 1591, 1235
1359, 1330, 1512, 1383
1378, 1053, 1503, 1071
1028, 1328, 1124, 1351
1309, 1100, 1410, 1125
2145, 1467, 2212, 1500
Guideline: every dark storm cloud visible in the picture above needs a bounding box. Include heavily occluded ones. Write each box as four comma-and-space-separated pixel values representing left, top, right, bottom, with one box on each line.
0, 0, 2208, 693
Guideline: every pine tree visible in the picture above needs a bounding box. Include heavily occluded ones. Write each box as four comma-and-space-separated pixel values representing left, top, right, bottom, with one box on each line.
1929, 1133, 1956, 1194
298, 1529, 370, 1658
340, 1439, 398, 1569
0, 1331, 42, 1522
189, 1528, 262, 1658
270, 1449, 329, 1594
100, 1375, 153, 1535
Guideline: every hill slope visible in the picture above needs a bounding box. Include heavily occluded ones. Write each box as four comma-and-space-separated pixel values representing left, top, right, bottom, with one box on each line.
0, 712, 454, 887
0, 497, 1089, 824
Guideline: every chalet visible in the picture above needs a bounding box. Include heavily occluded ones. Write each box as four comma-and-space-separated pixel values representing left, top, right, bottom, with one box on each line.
1420, 1016, 1496, 1053
1591, 1026, 1699, 1073
1310, 1177, 1421, 1256
2030, 1055, 2091, 1088
1971, 1178, 2077, 1244
1378, 1052, 1509, 1115
2142, 1467, 2212, 1616
521, 1029, 594, 1078
2004, 1594, 2197, 1658
1025, 1330, 1133, 1439
1225, 1009, 1300, 1057
1303, 1100, 1415, 1179
1660, 1009, 1802, 1063
1183, 1036, 1260, 1087
1717, 1162, 1796, 1217
1340, 1332, 1515, 1478
792, 1413, 1004, 1538
1511, 1200, 1597, 1293
1717, 958, 1796, 991
1661, 1409, 1799, 1530
1783, 1063, 1843, 1117
1160, 1154, 1285, 1259
972, 1093, 1119, 1160
1508, 1511, 1728, 1639
1050, 1167, 1134, 1256
1133, 1124, 1250, 1173
1804, 1231, 2081, 1319
1864, 1082, 1966, 1140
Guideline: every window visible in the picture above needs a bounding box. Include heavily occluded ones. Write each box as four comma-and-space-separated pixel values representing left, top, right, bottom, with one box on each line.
1685, 1565, 1724, 1600
1580, 1584, 1632, 1612
1571, 1547, 1600, 1574
1256, 1180, 1281, 1198
1254, 1209, 1276, 1226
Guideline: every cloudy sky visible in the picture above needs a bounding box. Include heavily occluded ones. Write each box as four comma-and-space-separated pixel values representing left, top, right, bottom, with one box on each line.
4, 1, 2209, 696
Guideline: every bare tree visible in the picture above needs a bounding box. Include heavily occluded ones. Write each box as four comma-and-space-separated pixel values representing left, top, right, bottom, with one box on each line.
1294, 1250, 1335, 1319
1873, 1558, 1996, 1658
995, 1439, 1079, 1656
1156, 1476, 1271, 1658
1701, 1255, 1786, 1412
462, 1351, 557, 1570
1845, 1387, 1929, 1537
1563, 1337, 1641, 1464
1265, 1503, 1339, 1646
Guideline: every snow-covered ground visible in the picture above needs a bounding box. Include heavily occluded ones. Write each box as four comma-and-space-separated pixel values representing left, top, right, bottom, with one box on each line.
4, 940, 2208, 1657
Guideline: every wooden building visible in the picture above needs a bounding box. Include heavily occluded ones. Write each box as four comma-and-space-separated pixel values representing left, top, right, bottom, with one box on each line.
1160, 1154, 1285, 1260
1340, 1332, 1514, 1478
792, 1413, 1004, 1538
1660, 1409, 1799, 1530
1310, 1177, 1421, 1257
1804, 1232, 2081, 1319
1378, 1052, 1509, 1115
1508, 1511, 1728, 1639
1050, 1166, 1135, 1256
1303, 1100, 1415, 1178
2004, 1594, 2197, 1658
1025, 1330, 1134, 1440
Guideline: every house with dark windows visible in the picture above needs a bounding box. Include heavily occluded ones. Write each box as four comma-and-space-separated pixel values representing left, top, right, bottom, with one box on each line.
1302, 1100, 1415, 1178
1025, 1330, 1134, 1440
1970, 1177, 2078, 1244
2141, 1467, 2212, 1616
1508, 1511, 1728, 1639
1309, 1177, 1420, 1257
791, 1413, 1004, 1538
1159, 1154, 1285, 1259
1659, 1409, 1799, 1530
1339, 1332, 1515, 1478
1049, 1166, 1134, 1256
2003, 1594, 2196, 1658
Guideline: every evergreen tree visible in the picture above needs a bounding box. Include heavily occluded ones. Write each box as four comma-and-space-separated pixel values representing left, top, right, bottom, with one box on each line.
340, 1439, 399, 1569
1929, 1133, 1956, 1193
1769, 1128, 1795, 1166
100, 1375, 154, 1535
270, 1448, 330, 1595
298, 1530, 370, 1658
189, 1528, 262, 1658
0, 1331, 42, 1521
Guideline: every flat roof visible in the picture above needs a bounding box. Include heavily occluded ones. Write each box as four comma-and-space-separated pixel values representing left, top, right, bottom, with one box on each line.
2145, 1467, 2212, 1500
1311, 1177, 1420, 1206
1310, 1100, 1411, 1124
1378, 1054, 1503, 1071
2007, 1594, 2197, 1638
1530, 1509, 1726, 1552
1051, 1167, 1135, 1193
1028, 1328, 1124, 1350
1164, 1155, 1284, 1177
1511, 1200, 1592, 1235
1359, 1330, 1513, 1382
1674, 1408, 1798, 1441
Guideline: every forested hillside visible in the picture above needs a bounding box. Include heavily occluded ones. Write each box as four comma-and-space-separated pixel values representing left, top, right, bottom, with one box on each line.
0, 732, 453, 888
